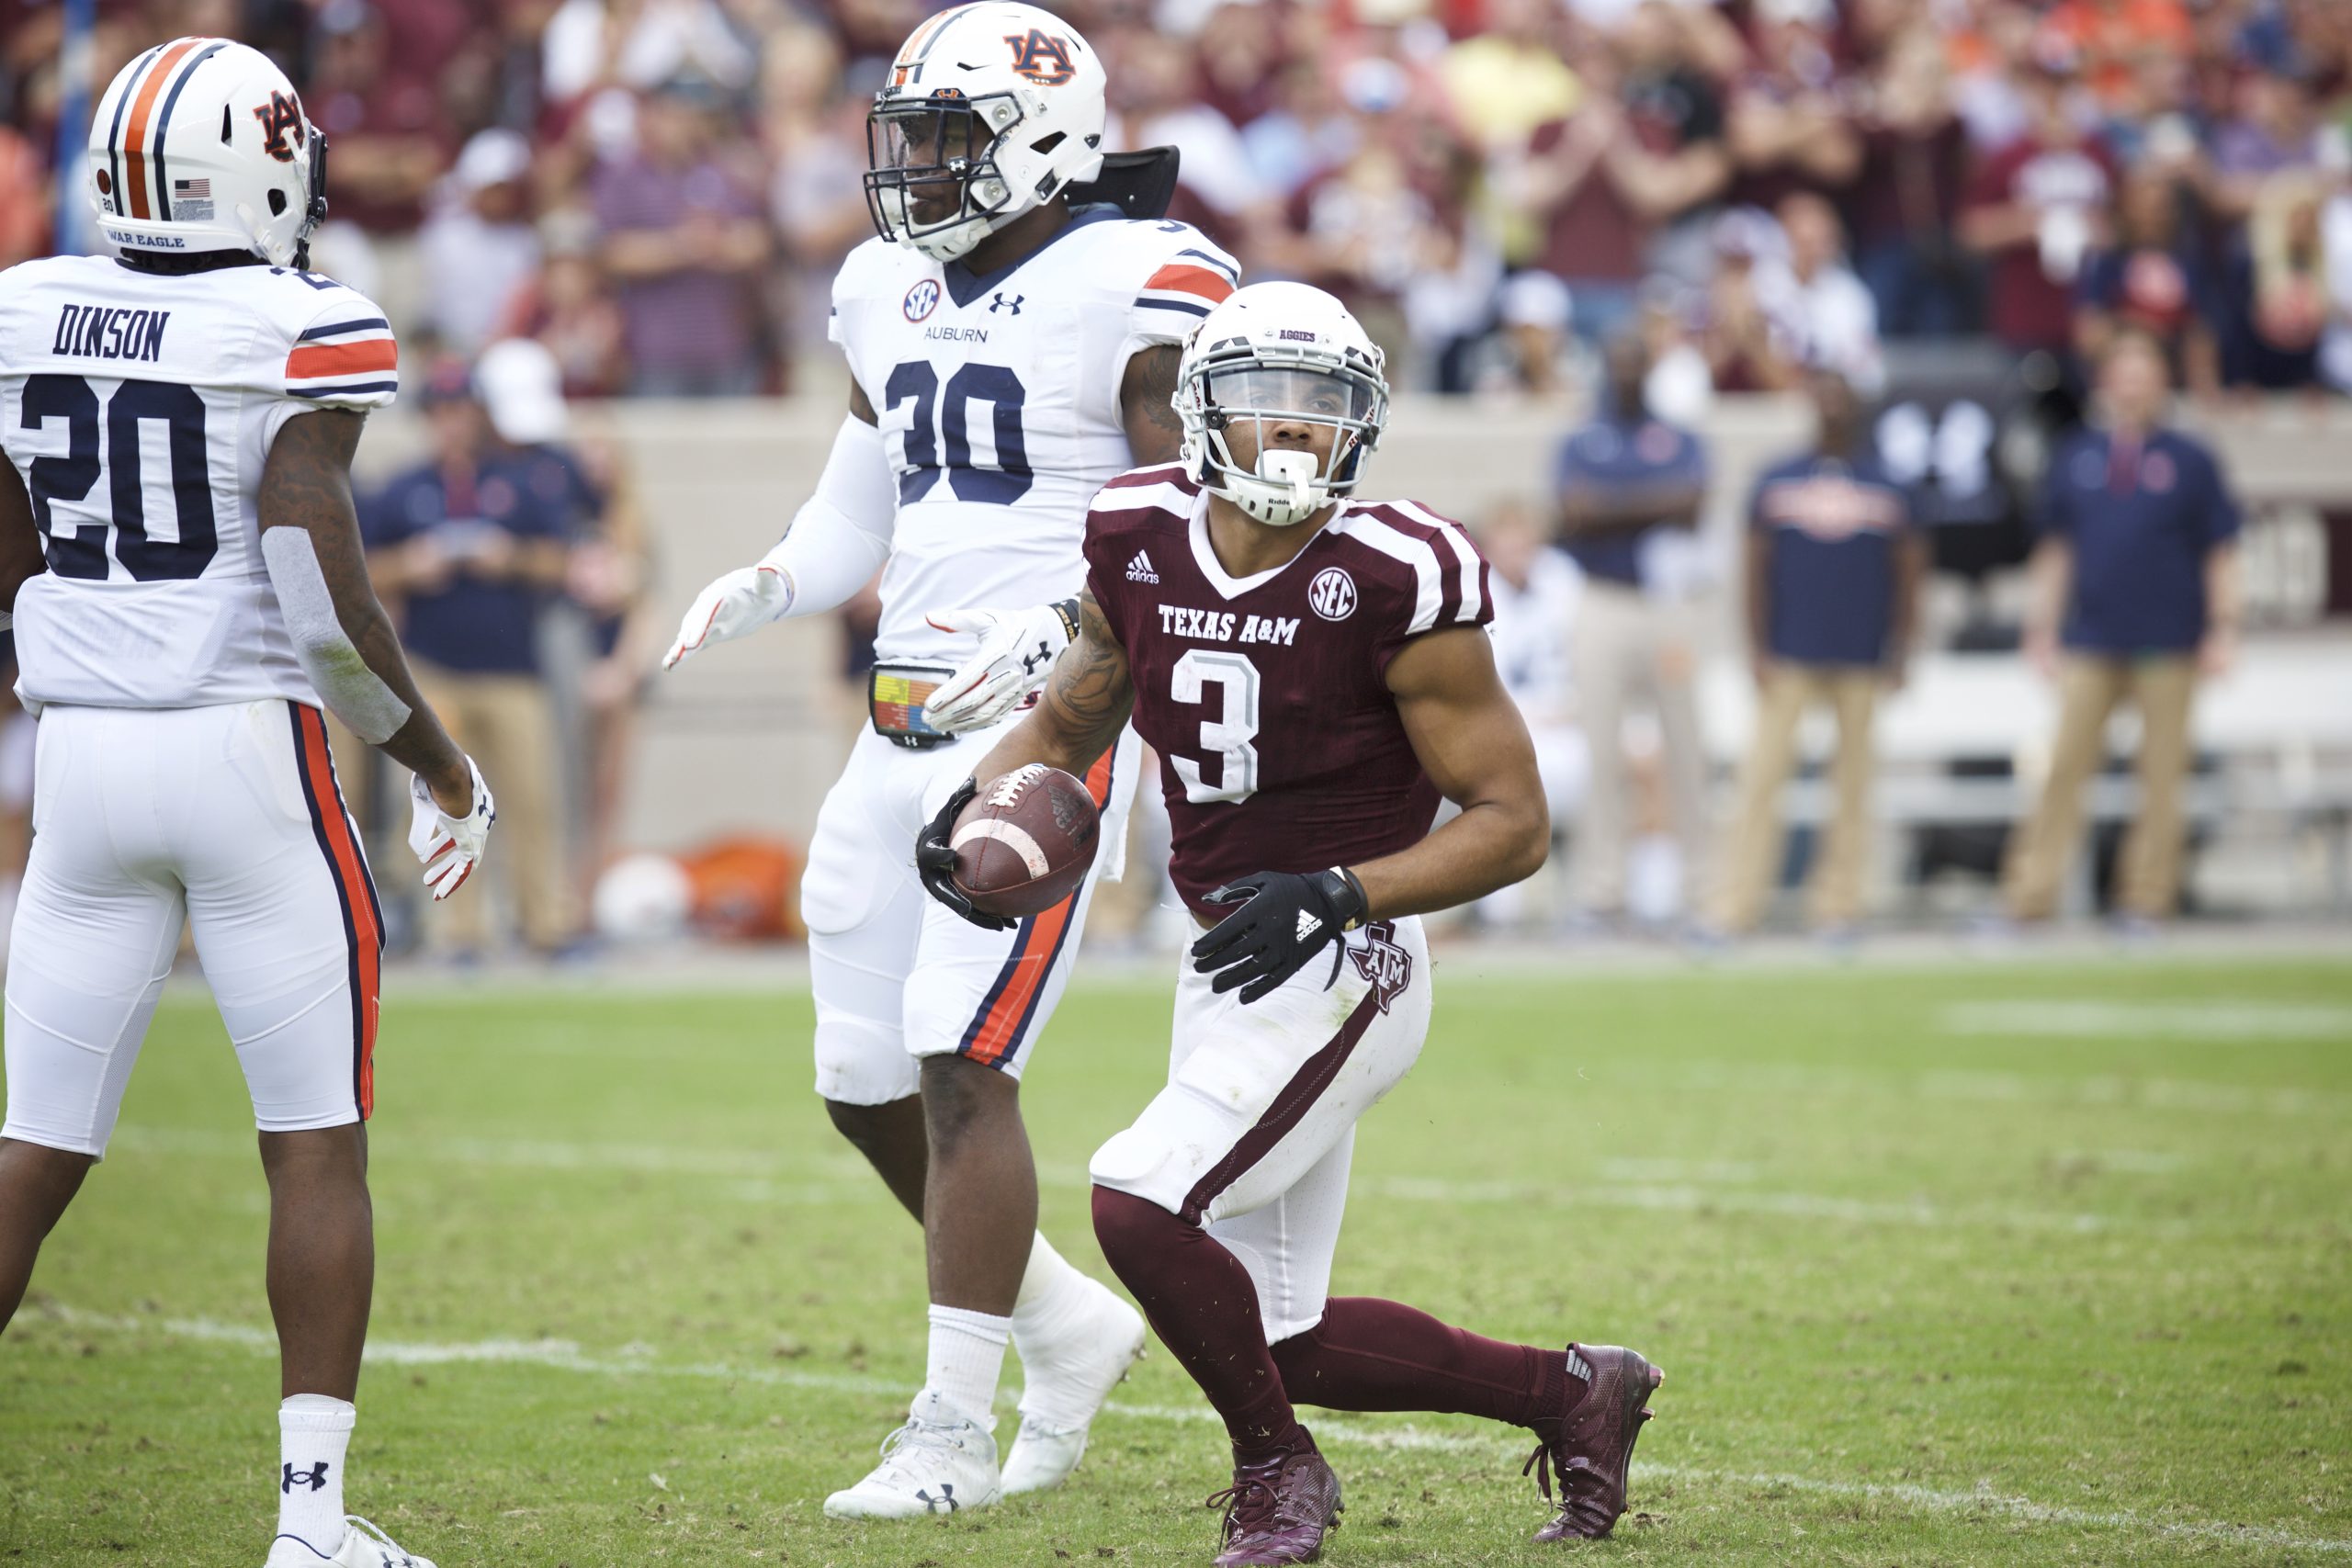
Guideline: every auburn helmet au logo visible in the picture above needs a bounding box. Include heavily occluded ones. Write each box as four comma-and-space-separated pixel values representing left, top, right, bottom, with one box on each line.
1002, 28, 1076, 85
252, 90, 305, 163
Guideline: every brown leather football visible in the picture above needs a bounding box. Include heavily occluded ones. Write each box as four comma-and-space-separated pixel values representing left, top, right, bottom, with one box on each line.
951, 764, 1102, 919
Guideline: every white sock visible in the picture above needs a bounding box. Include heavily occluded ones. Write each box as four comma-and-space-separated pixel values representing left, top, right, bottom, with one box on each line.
1010, 1232, 1115, 1428
922, 1304, 1011, 1428
275, 1394, 353, 1556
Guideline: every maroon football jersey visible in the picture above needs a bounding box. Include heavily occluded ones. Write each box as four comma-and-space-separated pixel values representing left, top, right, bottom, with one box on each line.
1082, 464, 1494, 918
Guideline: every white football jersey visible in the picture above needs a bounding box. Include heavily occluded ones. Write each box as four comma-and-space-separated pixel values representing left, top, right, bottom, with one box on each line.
0, 254, 397, 711
828, 209, 1238, 664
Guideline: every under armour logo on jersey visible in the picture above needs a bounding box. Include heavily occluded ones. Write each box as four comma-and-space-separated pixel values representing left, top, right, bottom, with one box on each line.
252, 91, 305, 163
282, 1462, 330, 1494
989, 292, 1023, 315
1125, 550, 1159, 584
918, 1483, 959, 1513
1002, 28, 1077, 85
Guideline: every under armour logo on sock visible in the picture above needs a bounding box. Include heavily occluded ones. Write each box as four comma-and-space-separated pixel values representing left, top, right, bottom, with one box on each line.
282, 1461, 331, 1494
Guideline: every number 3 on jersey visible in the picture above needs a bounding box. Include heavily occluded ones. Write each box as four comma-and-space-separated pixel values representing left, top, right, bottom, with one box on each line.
1170, 649, 1260, 805
884, 361, 1032, 504
19, 372, 218, 581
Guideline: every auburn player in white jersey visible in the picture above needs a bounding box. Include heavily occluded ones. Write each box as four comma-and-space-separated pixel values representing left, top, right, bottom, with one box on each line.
663, 0, 1238, 1519
0, 40, 492, 1568
929, 284, 1662, 1565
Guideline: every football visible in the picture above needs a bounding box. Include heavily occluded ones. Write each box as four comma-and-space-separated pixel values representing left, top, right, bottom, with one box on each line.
950, 764, 1102, 919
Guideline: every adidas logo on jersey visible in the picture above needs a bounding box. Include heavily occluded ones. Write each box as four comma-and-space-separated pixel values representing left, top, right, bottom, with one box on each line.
1126, 550, 1159, 584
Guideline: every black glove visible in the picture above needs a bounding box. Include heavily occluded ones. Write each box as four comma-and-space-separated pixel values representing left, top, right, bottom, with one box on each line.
1190, 867, 1369, 1005
915, 777, 1015, 931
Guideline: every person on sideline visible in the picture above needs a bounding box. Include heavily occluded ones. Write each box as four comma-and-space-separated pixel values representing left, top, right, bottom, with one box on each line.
2002, 329, 2240, 927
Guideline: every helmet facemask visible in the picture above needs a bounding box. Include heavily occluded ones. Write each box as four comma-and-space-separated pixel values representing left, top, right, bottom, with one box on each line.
864, 91, 1037, 263
1181, 353, 1389, 527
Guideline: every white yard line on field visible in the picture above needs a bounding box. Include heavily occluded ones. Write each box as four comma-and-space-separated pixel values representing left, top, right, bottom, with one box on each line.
107, 1126, 2166, 1235
1940, 999, 2352, 1041
29, 1303, 2350, 1557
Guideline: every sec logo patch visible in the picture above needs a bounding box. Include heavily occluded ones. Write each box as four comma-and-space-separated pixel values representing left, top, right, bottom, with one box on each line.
903, 279, 941, 322
1309, 567, 1356, 621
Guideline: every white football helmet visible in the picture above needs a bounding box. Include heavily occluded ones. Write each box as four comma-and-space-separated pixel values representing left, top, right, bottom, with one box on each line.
1176, 282, 1391, 528
87, 37, 327, 268
865, 2, 1108, 263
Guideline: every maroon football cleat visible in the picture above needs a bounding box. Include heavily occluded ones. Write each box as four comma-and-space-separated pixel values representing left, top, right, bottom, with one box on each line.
1523, 1343, 1662, 1541
1205, 1432, 1343, 1566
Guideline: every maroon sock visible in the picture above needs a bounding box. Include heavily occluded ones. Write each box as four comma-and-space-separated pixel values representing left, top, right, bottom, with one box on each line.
1091, 1185, 1306, 1461
1269, 1297, 1581, 1430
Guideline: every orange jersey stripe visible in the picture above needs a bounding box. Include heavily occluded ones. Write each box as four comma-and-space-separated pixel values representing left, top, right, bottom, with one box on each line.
295, 705, 381, 1116
286, 339, 399, 380
965, 749, 1117, 1066
121, 38, 201, 221
1142, 264, 1236, 305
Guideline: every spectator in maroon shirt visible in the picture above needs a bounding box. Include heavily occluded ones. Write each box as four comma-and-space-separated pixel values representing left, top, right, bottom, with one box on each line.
306, 0, 453, 236
591, 74, 772, 397
1521, 2, 1733, 344
1847, 27, 1976, 338
1959, 47, 2120, 357
1724, 0, 1860, 215
2075, 164, 2222, 396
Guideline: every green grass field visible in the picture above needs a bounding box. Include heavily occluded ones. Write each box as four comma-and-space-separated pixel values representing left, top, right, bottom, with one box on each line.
4, 952, 2347, 1566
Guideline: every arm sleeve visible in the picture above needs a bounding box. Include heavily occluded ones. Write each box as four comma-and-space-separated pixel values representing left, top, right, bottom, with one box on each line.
2197, 444, 2243, 547
1372, 503, 1497, 678
2035, 442, 2077, 540
754, 414, 898, 620
1115, 225, 1240, 378
261, 284, 400, 447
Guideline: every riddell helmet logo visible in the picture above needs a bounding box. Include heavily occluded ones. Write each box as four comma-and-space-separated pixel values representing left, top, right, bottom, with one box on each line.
252, 90, 304, 163
1308, 567, 1356, 622
1003, 28, 1076, 85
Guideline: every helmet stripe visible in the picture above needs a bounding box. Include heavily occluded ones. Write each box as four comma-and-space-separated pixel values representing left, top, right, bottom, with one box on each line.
893, 3, 974, 75
121, 37, 204, 221
149, 40, 230, 225
103, 45, 164, 217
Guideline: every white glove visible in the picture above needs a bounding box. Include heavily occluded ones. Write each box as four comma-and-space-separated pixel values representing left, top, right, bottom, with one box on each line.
922, 603, 1075, 733
662, 564, 793, 671
408, 757, 495, 901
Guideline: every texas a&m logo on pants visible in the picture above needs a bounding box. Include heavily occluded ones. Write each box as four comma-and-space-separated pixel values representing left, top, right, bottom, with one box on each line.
1349, 922, 1412, 1014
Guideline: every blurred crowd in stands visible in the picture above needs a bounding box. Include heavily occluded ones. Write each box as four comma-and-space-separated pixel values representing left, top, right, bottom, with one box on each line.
5, 0, 2351, 399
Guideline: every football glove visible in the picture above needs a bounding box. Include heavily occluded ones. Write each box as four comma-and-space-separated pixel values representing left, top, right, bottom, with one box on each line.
1191, 867, 1370, 1005
921, 600, 1080, 733
663, 564, 793, 670
408, 756, 496, 901
915, 777, 1016, 931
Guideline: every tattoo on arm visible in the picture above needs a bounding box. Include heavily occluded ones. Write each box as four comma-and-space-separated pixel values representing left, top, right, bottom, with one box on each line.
258, 410, 466, 789
1119, 344, 1185, 467
1035, 587, 1134, 770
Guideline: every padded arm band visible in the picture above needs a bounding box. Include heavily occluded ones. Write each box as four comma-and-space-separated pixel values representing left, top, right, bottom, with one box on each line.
260, 526, 413, 745
755, 414, 897, 620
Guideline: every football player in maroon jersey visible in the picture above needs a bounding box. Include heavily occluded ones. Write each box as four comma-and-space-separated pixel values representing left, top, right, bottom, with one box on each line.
918, 282, 1663, 1565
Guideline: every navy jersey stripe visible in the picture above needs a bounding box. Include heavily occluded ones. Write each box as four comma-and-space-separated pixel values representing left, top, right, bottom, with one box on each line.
150, 41, 229, 222
297, 316, 390, 341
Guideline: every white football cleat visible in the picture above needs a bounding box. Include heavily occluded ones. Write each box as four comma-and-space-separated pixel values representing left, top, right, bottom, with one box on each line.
1001, 1277, 1148, 1495
822, 1400, 1002, 1520
265, 1516, 435, 1567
